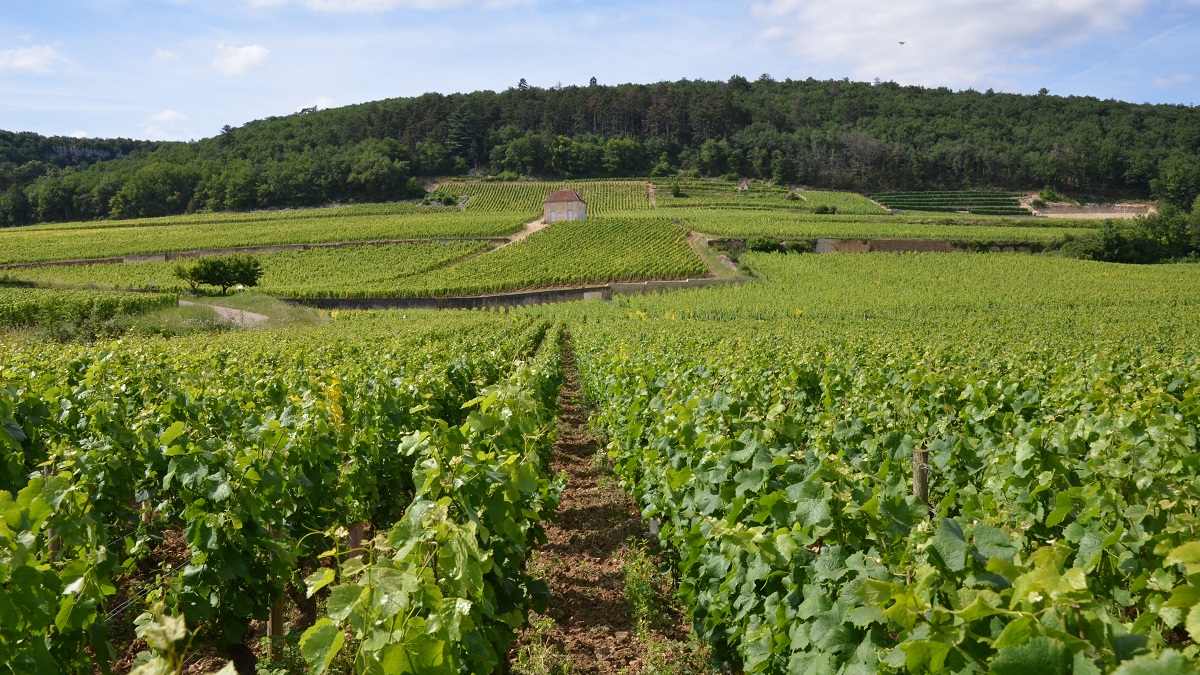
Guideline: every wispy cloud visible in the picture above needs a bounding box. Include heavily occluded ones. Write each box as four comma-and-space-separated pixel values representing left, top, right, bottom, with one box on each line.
150, 109, 189, 122
297, 96, 335, 111
213, 42, 269, 75
0, 44, 67, 75
751, 0, 1149, 89
246, 0, 532, 11
1154, 73, 1194, 86
155, 48, 179, 62
69, 130, 87, 138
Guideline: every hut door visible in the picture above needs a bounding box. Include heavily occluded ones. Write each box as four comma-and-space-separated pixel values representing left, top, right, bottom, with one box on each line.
568, 210, 574, 221
549, 211, 556, 223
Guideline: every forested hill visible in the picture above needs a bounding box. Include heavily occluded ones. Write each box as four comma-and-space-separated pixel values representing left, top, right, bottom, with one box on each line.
3, 76, 1199, 226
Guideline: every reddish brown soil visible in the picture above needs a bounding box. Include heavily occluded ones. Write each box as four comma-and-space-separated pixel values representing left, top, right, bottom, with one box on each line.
510, 337, 687, 674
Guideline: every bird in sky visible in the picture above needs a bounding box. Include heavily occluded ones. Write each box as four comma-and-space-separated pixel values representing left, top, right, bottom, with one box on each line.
899, 41, 907, 45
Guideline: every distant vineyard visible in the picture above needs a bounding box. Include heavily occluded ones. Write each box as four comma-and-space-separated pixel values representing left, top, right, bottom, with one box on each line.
873, 190, 1031, 216
378, 217, 707, 297
27, 202, 456, 232
439, 180, 653, 215
674, 209, 1092, 243
1, 242, 489, 298
0, 212, 524, 265
652, 180, 888, 215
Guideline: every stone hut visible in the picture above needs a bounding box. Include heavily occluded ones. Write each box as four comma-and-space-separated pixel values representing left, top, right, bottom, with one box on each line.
543, 189, 586, 223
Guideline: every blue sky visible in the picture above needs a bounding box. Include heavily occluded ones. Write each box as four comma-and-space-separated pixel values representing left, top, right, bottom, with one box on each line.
1, 0, 1197, 141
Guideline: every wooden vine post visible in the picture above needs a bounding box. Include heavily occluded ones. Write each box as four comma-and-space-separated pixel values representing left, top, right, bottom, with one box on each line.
348, 522, 366, 559
43, 464, 61, 558
913, 446, 930, 514
267, 527, 285, 661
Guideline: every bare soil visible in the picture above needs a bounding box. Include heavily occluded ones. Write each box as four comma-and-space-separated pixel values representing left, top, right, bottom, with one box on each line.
510, 336, 695, 674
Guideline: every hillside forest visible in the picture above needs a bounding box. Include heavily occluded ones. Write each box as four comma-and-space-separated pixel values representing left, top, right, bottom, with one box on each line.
2, 76, 1199, 227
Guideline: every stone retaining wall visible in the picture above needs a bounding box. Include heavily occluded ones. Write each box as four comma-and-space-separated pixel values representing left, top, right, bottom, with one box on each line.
286, 277, 749, 311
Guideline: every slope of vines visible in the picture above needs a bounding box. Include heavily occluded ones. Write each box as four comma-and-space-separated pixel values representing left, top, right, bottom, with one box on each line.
547, 253, 1200, 674
0, 311, 564, 673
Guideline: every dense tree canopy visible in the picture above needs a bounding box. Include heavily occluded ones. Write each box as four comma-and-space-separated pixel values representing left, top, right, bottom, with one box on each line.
2, 76, 1199, 226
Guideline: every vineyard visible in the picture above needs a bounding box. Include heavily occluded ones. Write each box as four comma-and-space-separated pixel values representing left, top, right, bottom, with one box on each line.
676, 209, 1094, 243
652, 181, 889, 215
438, 180, 653, 215
0, 242, 490, 297
0, 286, 178, 330
550, 252, 1200, 673
26, 202, 456, 232
0, 310, 565, 673
873, 190, 1032, 216
355, 217, 708, 298
0, 212, 523, 265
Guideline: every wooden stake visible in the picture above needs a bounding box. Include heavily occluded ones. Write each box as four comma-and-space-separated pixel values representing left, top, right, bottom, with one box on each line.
267, 527, 285, 661
913, 447, 930, 515
43, 465, 60, 558
348, 522, 366, 559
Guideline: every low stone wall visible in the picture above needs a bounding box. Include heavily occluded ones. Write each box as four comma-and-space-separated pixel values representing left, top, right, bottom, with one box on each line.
287, 277, 749, 311
290, 286, 614, 311
1037, 204, 1153, 215
709, 237, 1039, 255
611, 277, 749, 295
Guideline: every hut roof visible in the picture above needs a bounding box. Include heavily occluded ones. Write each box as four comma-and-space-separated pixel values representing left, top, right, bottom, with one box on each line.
544, 189, 585, 204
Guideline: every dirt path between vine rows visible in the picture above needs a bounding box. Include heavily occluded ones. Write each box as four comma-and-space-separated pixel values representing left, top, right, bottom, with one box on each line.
179, 300, 269, 326
510, 337, 651, 673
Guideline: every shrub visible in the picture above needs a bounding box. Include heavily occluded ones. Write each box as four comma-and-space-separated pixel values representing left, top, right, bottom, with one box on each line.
747, 235, 780, 253
813, 205, 838, 214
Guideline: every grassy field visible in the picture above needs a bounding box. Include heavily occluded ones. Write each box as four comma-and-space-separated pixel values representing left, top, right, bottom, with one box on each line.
1, 241, 489, 297
0, 211, 523, 264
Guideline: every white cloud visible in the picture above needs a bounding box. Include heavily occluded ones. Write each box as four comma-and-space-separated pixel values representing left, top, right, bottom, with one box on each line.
155, 49, 179, 62
246, 0, 530, 10
213, 42, 269, 75
150, 109, 189, 122
750, 0, 1150, 89
1153, 73, 1194, 87
0, 45, 67, 75
297, 96, 335, 111
69, 131, 87, 139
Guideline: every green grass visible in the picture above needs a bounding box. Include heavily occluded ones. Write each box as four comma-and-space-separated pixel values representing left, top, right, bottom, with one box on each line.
0, 211, 522, 265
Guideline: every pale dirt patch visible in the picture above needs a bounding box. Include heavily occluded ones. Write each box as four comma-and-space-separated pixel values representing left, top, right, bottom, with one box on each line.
179, 300, 269, 326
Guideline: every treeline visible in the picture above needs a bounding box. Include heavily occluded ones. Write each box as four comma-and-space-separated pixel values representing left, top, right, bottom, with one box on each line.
3, 76, 1200, 226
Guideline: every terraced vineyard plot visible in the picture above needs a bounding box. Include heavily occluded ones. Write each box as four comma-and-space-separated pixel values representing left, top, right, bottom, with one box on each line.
672, 209, 1092, 242
653, 180, 888, 215
439, 180, 652, 215
380, 217, 707, 297
27, 201, 455, 232
548, 253, 1200, 674
0, 211, 524, 265
2, 241, 490, 298
874, 189, 1031, 216
0, 286, 178, 330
